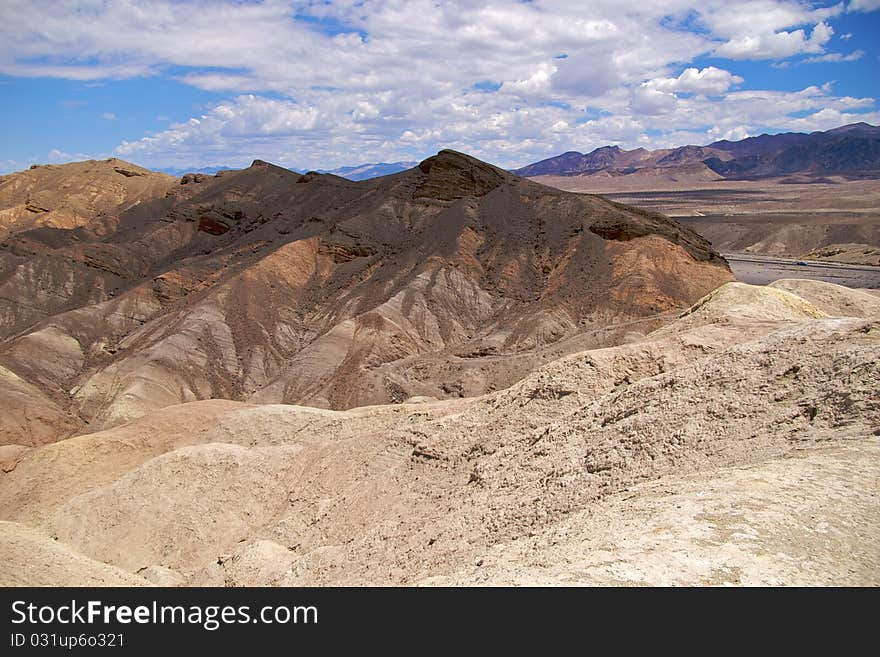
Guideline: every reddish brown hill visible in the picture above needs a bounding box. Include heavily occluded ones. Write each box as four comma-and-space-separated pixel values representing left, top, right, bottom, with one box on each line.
0, 158, 175, 239
0, 151, 732, 444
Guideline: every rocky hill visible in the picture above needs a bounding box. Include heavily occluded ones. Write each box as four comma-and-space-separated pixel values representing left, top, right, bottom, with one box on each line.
0, 158, 175, 240
1, 150, 876, 587
0, 151, 732, 445
1, 279, 876, 586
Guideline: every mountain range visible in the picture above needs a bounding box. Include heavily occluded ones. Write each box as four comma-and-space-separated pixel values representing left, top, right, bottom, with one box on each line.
143, 123, 880, 184
319, 161, 418, 180
154, 165, 239, 177
155, 162, 418, 181
514, 122, 880, 181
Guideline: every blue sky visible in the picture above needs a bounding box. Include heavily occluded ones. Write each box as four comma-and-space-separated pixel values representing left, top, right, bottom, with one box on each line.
1, 0, 879, 174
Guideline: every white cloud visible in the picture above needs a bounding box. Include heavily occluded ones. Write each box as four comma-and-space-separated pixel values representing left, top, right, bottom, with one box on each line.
716, 125, 752, 141
715, 21, 834, 59
630, 85, 678, 116
0, 1, 874, 169
115, 95, 321, 166
805, 50, 864, 63
848, 0, 880, 11
113, 82, 880, 171
785, 106, 878, 131
39, 149, 96, 167
649, 67, 744, 95
700, 1, 844, 60
576, 115, 647, 145
100, 112, 117, 120
502, 63, 557, 95
628, 66, 742, 118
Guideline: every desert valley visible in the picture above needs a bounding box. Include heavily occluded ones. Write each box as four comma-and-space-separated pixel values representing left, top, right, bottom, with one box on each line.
0, 123, 877, 585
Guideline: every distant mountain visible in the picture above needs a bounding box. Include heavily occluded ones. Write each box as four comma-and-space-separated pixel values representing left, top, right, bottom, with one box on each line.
514, 146, 679, 177
320, 161, 418, 181
704, 123, 880, 178
156, 162, 419, 181
515, 122, 880, 180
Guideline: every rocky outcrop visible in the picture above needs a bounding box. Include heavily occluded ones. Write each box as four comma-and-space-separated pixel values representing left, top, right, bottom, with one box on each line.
197, 216, 231, 235
414, 150, 509, 200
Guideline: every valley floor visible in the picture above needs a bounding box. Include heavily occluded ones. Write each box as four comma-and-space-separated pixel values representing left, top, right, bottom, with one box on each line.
724, 253, 880, 288
538, 175, 880, 269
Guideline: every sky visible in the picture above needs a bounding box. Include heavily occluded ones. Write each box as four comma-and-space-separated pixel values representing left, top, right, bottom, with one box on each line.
1, 0, 879, 174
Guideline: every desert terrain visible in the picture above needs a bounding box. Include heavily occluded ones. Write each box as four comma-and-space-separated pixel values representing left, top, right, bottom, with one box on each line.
724, 254, 880, 288
0, 154, 877, 587
537, 175, 880, 275
1, 277, 877, 586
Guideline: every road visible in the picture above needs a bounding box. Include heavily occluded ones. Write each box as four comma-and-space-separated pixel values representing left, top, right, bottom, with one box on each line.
724, 253, 880, 289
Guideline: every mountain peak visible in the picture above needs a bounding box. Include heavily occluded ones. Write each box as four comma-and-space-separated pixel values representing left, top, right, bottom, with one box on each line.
824, 122, 879, 138
414, 149, 511, 200
418, 148, 499, 170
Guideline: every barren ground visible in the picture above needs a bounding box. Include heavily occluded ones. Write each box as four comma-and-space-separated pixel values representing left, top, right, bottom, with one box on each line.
1, 159, 877, 587
432, 439, 880, 586
534, 176, 880, 214
1, 279, 877, 587
534, 176, 880, 265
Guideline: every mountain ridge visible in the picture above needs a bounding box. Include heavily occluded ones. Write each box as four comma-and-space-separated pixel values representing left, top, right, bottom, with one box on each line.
514, 122, 880, 180
0, 150, 732, 444
152, 161, 419, 181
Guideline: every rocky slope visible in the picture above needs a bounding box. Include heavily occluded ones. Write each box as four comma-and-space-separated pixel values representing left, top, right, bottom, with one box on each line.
432, 439, 880, 586
0, 158, 175, 240
0, 280, 876, 586
2, 150, 874, 587
0, 151, 732, 444
803, 243, 880, 267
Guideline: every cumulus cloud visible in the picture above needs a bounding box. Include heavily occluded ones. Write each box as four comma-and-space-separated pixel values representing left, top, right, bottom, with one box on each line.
649, 67, 744, 95
714, 21, 834, 59
702, 1, 845, 59
502, 63, 557, 95
629, 85, 679, 116
115, 95, 321, 165
0, 1, 875, 169
629, 67, 742, 118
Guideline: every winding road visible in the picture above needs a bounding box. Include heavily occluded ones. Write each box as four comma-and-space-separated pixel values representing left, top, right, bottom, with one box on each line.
724, 253, 880, 289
